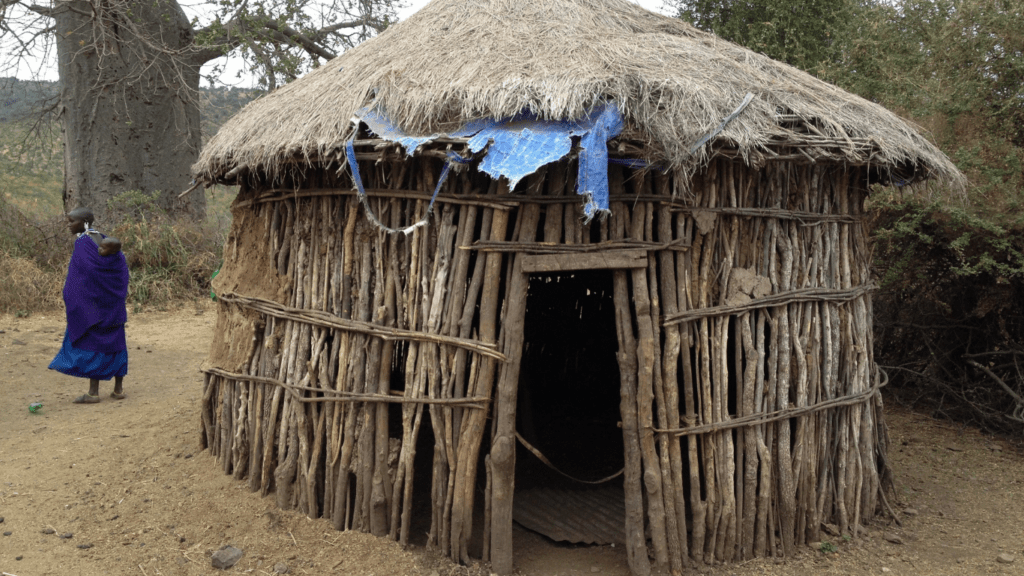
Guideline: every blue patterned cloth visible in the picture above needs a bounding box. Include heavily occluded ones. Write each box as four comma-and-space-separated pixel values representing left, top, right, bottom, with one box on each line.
49, 330, 128, 380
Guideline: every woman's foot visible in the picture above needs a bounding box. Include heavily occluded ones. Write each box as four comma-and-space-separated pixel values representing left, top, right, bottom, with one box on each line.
110, 392, 126, 400
72, 394, 101, 404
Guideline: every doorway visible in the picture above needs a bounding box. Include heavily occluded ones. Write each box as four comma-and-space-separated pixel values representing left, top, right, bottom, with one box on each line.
513, 269, 625, 546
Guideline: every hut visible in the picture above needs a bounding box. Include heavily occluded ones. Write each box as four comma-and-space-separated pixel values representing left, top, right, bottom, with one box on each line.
193, 1, 963, 574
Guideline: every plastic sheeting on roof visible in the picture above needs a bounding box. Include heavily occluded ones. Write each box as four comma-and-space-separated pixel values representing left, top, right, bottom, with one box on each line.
355, 102, 624, 219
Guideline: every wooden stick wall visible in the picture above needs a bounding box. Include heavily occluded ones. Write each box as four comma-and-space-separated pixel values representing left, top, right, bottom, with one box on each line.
201, 154, 887, 576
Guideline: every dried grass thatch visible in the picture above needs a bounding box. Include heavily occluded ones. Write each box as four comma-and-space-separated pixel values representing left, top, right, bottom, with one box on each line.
194, 0, 963, 188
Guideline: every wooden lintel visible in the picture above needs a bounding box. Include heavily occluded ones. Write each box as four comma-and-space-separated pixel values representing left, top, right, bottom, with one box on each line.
521, 249, 648, 273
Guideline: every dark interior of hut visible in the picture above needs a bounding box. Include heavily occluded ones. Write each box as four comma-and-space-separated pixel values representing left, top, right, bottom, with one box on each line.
516, 270, 623, 487
512, 270, 627, 545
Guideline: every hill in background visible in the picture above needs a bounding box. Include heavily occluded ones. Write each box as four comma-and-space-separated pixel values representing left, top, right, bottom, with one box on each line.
0, 78, 259, 219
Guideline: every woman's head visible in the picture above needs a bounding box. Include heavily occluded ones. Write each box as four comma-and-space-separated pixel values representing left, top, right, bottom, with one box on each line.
67, 207, 95, 234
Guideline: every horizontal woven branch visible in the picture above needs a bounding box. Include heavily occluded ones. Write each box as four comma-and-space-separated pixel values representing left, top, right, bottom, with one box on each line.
235, 188, 863, 228
467, 239, 690, 254
668, 206, 861, 224
219, 292, 507, 361
234, 188, 519, 210
204, 367, 491, 409
662, 285, 875, 327
655, 366, 888, 437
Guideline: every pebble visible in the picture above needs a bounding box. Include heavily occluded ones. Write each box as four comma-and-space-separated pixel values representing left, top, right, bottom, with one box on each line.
16, 556, 23, 561
77, 543, 93, 549
3, 531, 11, 536
61, 532, 74, 539
0, 516, 4, 523
274, 562, 290, 574
903, 508, 919, 516
996, 553, 1016, 564
881, 568, 891, 574
12, 339, 26, 345
211, 545, 244, 570
883, 533, 903, 545
42, 527, 56, 534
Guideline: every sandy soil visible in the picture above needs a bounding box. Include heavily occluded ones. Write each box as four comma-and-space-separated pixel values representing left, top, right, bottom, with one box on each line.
1, 304, 1023, 576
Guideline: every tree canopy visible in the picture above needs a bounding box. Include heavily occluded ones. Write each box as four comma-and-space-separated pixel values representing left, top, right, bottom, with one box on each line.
669, 0, 857, 72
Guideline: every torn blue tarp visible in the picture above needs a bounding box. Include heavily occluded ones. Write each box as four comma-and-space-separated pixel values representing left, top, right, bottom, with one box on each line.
354, 101, 625, 219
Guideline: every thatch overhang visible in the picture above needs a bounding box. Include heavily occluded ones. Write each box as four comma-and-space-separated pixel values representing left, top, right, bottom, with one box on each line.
193, 0, 964, 190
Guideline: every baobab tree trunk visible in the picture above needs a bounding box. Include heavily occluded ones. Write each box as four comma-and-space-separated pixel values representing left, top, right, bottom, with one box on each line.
55, 0, 206, 224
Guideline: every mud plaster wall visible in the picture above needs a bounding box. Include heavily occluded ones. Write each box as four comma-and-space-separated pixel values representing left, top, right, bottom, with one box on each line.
204, 195, 288, 372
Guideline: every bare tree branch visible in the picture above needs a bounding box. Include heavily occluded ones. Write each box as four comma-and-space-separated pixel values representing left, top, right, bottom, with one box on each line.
263, 20, 336, 60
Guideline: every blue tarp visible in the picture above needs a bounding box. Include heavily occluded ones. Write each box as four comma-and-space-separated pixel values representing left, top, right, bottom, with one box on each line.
355, 101, 625, 219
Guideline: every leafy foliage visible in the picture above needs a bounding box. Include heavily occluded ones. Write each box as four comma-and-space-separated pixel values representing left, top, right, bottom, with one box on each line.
671, 0, 857, 72
679, 0, 1024, 433
827, 0, 1024, 433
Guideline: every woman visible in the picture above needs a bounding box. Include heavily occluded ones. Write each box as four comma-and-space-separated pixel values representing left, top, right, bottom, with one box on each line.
49, 207, 130, 404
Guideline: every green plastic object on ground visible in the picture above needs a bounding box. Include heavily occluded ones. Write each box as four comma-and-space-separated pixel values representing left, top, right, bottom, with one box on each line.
210, 267, 220, 301
29, 402, 43, 413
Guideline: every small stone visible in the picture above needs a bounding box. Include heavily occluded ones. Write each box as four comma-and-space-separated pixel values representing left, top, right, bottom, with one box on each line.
77, 543, 93, 549
42, 528, 56, 534
996, 553, 1016, 564
274, 562, 290, 574
883, 533, 903, 545
0, 516, 4, 522
61, 532, 74, 539
16, 555, 23, 561
12, 339, 26, 345
903, 508, 919, 516
3, 531, 11, 536
211, 545, 244, 569
881, 568, 891, 573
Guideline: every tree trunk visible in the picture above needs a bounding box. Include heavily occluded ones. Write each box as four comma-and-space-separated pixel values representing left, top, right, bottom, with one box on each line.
55, 0, 206, 224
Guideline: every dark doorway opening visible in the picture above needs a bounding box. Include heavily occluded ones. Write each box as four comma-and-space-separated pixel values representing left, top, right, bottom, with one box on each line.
514, 269, 625, 546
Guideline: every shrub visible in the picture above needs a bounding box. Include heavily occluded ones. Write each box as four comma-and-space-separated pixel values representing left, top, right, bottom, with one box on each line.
0, 192, 224, 315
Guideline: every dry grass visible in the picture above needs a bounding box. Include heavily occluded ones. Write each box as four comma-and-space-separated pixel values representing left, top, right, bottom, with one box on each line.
0, 195, 224, 315
0, 252, 63, 314
195, 0, 963, 190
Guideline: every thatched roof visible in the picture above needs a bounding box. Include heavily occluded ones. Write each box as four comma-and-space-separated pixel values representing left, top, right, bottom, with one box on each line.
194, 0, 964, 188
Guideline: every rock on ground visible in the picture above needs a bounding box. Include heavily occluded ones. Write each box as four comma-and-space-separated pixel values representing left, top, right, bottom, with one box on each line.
211, 545, 244, 569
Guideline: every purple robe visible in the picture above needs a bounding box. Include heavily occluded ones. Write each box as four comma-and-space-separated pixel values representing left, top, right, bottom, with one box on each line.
49, 234, 130, 380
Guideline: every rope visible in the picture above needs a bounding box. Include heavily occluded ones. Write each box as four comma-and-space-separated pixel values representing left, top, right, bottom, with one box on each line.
346, 140, 469, 234
515, 431, 624, 485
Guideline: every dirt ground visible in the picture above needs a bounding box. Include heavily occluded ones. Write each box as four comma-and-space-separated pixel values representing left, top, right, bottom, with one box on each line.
2, 304, 1023, 576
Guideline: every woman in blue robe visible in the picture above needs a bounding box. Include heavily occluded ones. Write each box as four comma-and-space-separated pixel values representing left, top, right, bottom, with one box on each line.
50, 207, 130, 404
